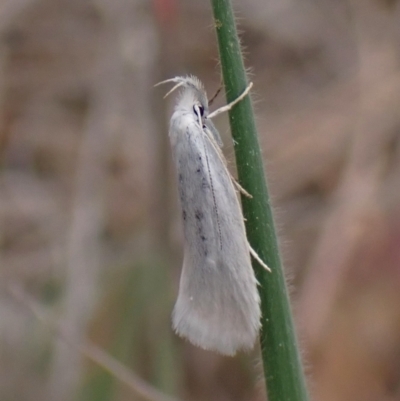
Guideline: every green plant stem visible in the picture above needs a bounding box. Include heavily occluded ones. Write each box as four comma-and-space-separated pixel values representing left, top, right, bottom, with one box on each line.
210, 1, 309, 400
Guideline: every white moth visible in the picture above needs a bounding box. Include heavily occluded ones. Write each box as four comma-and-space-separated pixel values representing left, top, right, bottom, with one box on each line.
158, 76, 270, 356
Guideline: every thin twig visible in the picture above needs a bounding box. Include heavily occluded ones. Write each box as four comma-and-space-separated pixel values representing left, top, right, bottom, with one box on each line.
8, 284, 183, 401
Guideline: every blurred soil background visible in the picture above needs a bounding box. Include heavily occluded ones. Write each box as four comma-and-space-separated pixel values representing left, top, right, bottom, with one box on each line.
1, 0, 400, 400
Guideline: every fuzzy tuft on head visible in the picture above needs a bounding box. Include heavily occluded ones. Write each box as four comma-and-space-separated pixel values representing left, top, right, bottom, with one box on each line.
157, 75, 225, 147
154, 75, 204, 97
155, 75, 205, 98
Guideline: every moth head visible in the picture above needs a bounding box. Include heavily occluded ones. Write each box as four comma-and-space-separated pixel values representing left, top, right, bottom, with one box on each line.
156, 76, 209, 122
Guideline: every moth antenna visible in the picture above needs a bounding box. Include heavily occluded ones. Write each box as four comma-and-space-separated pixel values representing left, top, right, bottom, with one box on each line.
163, 82, 184, 98
154, 77, 182, 87
202, 134, 223, 250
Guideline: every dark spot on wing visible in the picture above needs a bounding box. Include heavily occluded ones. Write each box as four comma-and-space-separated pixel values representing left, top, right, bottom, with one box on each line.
201, 178, 209, 189
195, 210, 203, 220
182, 210, 186, 221
194, 210, 208, 256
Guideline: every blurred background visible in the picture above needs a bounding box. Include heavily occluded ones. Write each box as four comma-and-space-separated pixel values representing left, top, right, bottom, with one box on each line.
1, 0, 400, 400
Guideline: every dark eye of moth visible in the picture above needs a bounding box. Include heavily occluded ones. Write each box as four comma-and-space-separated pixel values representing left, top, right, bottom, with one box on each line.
193, 104, 204, 117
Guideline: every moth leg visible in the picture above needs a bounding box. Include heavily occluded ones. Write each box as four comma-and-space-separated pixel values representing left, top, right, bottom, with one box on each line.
249, 244, 271, 272
208, 82, 253, 119
231, 177, 252, 198
208, 84, 223, 106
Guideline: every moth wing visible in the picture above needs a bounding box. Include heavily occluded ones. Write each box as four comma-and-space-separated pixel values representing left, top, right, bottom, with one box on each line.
204, 119, 223, 147
169, 115, 260, 356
